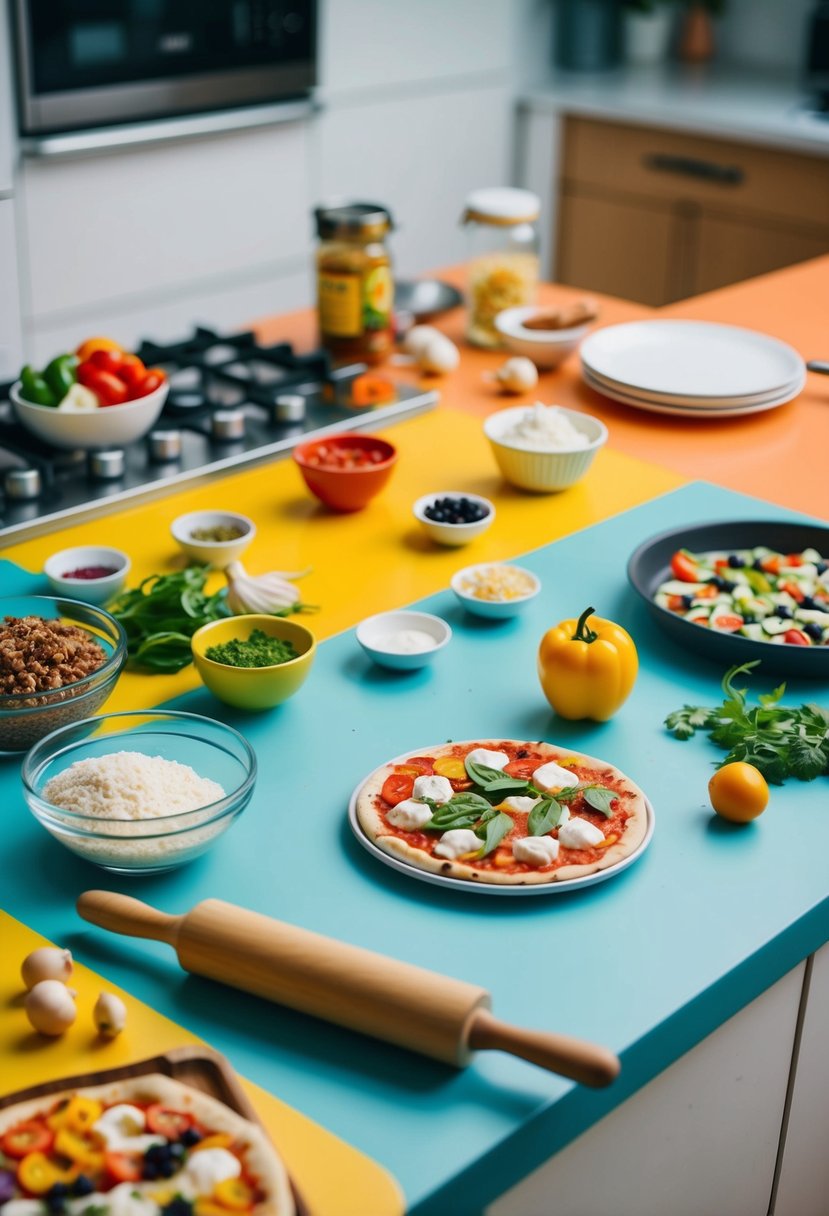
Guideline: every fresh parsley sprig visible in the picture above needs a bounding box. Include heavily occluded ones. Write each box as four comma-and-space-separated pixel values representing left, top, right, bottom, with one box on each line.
665, 661, 829, 784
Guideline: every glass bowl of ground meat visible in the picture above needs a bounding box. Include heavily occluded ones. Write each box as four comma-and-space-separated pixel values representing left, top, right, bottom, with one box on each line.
22, 710, 256, 873
0, 596, 127, 754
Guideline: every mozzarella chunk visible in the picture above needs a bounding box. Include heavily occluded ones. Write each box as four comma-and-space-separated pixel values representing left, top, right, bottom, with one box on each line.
513, 835, 559, 866
500, 795, 540, 813
101, 1185, 158, 1216
434, 829, 481, 859
558, 817, 605, 849
184, 1147, 242, 1195
464, 748, 510, 771
412, 774, 453, 803
3, 1203, 44, 1216
532, 761, 579, 794
92, 1104, 164, 1154
387, 798, 433, 830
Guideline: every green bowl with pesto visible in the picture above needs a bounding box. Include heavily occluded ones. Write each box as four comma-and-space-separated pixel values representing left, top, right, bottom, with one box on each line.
191, 614, 317, 710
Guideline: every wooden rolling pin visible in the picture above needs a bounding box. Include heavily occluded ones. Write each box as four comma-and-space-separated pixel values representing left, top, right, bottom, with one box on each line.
77, 891, 619, 1088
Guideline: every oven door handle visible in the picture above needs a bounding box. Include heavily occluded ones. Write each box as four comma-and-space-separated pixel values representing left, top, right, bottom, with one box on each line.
20, 98, 319, 160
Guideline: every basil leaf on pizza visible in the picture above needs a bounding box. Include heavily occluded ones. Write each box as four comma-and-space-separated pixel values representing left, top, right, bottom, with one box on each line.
355, 740, 650, 887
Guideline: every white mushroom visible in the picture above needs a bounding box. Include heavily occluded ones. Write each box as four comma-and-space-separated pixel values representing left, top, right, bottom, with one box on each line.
25, 980, 77, 1036
417, 335, 460, 375
21, 946, 73, 990
494, 356, 538, 394
402, 324, 441, 357
93, 992, 127, 1038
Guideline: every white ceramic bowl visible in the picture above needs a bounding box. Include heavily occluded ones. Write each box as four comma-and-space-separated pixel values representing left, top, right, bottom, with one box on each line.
483, 405, 608, 493
413, 491, 495, 547
44, 546, 131, 606
450, 563, 541, 619
494, 307, 592, 369
170, 510, 255, 568
356, 610, 452, 671
11, 380, 168, 451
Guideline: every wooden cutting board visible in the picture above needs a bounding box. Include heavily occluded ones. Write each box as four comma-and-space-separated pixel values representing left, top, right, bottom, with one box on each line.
0, 1045, 309, 1216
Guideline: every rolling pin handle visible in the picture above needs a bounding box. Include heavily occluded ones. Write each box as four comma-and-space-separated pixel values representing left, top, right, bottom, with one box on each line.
467, 1009, 620, 1088
76, 891, 181, 947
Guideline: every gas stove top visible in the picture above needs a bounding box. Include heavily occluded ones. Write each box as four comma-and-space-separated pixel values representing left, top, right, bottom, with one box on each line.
0, 328, 437, 543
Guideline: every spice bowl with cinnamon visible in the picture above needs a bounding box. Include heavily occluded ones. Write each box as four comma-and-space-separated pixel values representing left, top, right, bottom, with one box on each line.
494, 300, 598, 369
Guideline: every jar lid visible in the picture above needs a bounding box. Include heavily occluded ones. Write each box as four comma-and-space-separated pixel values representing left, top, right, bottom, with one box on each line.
315, 202, 393, 239
462, 187, 540, 226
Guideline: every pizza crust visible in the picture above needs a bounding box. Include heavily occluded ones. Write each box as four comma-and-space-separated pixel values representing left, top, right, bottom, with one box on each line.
0, 1074, 294, 1216
355, 739, 650, 887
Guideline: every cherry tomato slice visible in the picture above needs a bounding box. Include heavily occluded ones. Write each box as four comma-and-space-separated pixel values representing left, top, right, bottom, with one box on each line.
711, 614, 744, 632
694, 584, 719, 600
785, 553, 805, 567
760, 555, 783, 574
503, 759, 540, 779
350, 373, 396, 407
779, 580, 804, 603
783, 629, 810, 646
105, 1152, 143, 1184
1, 1120, 53, 1159
666, 595, 686, 611
670, 551, 699, 582
397, 756, 434, 774
145, 1104, 193, 1138
380, 773, 414, 806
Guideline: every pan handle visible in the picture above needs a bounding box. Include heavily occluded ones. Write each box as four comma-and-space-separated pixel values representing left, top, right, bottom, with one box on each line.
806, 361, 829, 375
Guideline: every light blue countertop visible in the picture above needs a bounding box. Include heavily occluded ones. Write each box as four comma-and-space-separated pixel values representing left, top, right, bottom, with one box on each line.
1, 481, 828, 1214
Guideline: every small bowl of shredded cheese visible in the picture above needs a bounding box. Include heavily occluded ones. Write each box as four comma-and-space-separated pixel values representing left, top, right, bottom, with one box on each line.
483, 403, 607, 493
451, 563, 541, 619
22, 710, 256, 874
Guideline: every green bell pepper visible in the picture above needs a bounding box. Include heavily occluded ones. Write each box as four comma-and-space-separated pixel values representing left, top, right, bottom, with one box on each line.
43, 353, 78, 402
19, 364, 58, 408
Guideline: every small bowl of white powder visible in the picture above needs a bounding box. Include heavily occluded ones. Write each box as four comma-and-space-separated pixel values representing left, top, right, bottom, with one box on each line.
21, 710, 256, 874
356, 610, 452, 672
483, 402, 608, 493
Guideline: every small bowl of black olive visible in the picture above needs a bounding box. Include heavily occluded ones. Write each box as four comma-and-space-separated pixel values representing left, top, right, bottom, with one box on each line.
413, 491, 495, 547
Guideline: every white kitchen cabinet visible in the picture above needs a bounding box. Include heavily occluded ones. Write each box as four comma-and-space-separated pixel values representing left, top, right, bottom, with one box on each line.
24, 266, 311, 365
0, 1, 15, 195
20, 119, 312, 320
486, 964, 805, 1216
317, 85, 511, 276
0, 201, 23, 377
319, 0, 511, 98
773, 943, 829, 1216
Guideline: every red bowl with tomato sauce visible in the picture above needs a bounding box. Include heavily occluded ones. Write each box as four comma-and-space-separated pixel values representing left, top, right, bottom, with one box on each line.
293, 433, 398, 512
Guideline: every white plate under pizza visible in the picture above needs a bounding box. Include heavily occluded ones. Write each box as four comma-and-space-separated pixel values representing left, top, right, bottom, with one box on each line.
349, 738, 654, 897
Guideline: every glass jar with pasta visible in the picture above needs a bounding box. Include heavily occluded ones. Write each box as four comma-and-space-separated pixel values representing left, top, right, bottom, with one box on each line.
462, 188, 540, 348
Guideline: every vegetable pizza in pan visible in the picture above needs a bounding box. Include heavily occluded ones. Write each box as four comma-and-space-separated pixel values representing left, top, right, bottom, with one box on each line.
355, 739, 649, 886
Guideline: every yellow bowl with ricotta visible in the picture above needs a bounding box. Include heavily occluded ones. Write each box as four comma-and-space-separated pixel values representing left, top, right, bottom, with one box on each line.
191, 615, 316, 710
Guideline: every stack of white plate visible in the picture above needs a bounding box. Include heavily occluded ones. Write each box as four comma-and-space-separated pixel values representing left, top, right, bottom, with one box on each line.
580, 320, 805, 418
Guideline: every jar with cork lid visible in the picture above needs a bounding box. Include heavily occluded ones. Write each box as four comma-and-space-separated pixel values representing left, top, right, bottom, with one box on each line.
462, 188, 540, 348
314, 202, 394, 366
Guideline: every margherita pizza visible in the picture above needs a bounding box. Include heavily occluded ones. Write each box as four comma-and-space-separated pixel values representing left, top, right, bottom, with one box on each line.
0, 1075, 294, 1216
355, 739, 650, 886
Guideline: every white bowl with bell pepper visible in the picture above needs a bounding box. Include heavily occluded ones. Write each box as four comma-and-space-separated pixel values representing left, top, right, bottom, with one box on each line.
11, 337, 168, 451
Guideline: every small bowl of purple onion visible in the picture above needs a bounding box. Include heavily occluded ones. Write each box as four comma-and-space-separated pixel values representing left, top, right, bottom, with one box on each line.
44, 546, 131, 606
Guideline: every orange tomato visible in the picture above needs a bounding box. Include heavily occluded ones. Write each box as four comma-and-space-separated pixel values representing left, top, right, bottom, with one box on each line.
75, 337, 123, 361
708, 762, 769, 823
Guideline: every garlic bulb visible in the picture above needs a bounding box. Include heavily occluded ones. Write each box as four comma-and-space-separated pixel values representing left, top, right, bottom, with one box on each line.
21, 947, 73, 991
403, 325, 441, 357
57, 384, 99, 413
417, 335, 460, 375
225, 561, 306, 615
93, 992, 127, 1038
495, 357, 538, 394
25, 980, 77, 1036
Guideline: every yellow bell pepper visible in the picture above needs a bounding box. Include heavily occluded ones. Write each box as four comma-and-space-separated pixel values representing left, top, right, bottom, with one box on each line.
53, 1128, 104, 1172
213, 1178, 255, 1210
48, 1096, 103, 1134
537, 606, 638, 721
17, 1152, 79, 1195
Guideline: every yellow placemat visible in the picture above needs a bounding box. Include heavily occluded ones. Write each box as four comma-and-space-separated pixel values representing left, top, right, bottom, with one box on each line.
0, 911, 403, 1216
3, 408, 684, 711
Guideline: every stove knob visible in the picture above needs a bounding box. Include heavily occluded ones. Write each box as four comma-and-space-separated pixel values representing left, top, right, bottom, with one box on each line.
88, 449, 125, 480
273, 394, 306, 423
4, 467, 42, 500
149, 429, 182, 462
212, 409, 246, 441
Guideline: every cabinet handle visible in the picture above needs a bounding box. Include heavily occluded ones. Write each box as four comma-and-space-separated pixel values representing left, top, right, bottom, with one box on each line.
643, 152, 744, 186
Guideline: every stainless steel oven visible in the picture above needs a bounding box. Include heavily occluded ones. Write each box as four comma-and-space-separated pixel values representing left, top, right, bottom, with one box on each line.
14, 1, 316, 143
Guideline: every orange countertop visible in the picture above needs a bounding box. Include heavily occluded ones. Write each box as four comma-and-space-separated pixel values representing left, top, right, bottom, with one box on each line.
256, 257, 829, 518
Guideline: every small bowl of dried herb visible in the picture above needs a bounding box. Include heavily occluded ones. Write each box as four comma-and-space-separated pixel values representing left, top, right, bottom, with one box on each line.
191, 614, 317, 710
171, 510, 255, 568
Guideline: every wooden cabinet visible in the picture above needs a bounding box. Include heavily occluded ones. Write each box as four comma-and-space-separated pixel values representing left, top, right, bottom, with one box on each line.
556, 117, 829, 305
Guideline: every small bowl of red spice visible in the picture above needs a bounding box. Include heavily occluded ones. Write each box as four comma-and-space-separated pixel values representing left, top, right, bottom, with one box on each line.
44, 546, 131, 606
293, 432, 398, 512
